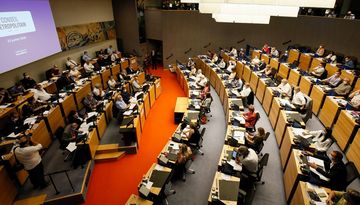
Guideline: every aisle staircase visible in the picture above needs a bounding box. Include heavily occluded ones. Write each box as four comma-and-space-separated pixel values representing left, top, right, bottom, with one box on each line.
94, 144, 126, 162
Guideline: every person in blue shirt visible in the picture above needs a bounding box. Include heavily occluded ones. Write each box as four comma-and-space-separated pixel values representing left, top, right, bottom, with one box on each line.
343, 56, 355, 69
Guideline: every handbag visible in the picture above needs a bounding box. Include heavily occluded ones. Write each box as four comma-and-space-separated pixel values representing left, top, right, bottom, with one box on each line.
13, 146, 24, 172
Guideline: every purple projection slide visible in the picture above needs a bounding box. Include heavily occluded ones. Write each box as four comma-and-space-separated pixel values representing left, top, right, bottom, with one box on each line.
0, 0, 61, 73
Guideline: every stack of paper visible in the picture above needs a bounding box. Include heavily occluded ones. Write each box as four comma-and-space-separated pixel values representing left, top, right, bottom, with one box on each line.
228, 160, 242, 172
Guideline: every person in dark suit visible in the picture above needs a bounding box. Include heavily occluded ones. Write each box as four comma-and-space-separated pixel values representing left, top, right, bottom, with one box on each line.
308, 150, 347, 191
126, 66, 136, 75
68, 110, 84, 126
121, 86, 131, 104
56, 72, 75, 91
4, 112, 24, 136
21, 73, 37, 89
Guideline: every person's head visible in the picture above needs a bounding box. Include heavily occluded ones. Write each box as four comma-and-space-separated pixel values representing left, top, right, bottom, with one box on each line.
67, 57, 71, 61
84, 51, 88, 55
197, 69, 202, 74
69, 110, 77, 117
190, 122, 197, 129
28, 96, 35, 104
344, 189, 360, 205
71, 123, 79, 130
87, 92, 93, 98
266, 65, 271, 70
95, 83, 102, 89
245, 82, 250, 87
109, 45, 112, 48
15, 82, 22, 87
343, 78, 350, 85
35, 84, 42, 90
330, 150, 343, 163
180, 144, 188, 154
345, 56, 351, 61
10, 112, 20, 121
237, 146, 249, 158
347, 11, 352, 15
248, 104, 255, 112
23, 72, 30, 79
18, 135, 29, 148
53, 64, 58, 69
320, 63, 326, 68
335, 70, 341, 77
281, 79, 288, 85
319, 45, 323, 49
263, 43, 268, 48
109, 76, 114, 80
257, 127, 265, 136
85, 60, 90, 64
116, 95, 123, 101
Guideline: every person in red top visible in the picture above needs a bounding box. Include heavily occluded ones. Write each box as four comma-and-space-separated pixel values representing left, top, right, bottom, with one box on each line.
244, 105, 257, 131
262, 43, 271, 54
200, 81, 210, 100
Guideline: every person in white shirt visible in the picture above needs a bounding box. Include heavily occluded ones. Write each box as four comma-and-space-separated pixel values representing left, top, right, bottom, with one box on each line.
195, 69, 204, 80
324, 52, 337, 64
111, 52, 119, 63
236, 146, 258, 173
69, 67, 81, 79
132, 76, 142, 92
187, 58, 195, 68
348, 89, 360, 110
107, 76, 119, 90
212, 53, 219, 63
66, 57, 79, 69
189, 66, 197, 76
14, 136, 47, 189
229, 68, 237, 80
311, 64, 326, 78
277, 79, 292, 98
84, 60, 95, 74
30, 84, 52, 102
240, 83, 251, 98
227, 60, 236, 73
107, 45, 114, 55
197, 75, 208, 88
218, 59, 226, 69
93, 83, 105, 99
291, 86, 306, 110
271, 47, 279, 58
230, 47, 237, 57
251, 56, 261, 66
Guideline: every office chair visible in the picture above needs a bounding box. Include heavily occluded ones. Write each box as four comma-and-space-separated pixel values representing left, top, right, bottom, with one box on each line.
55, 127, 73, 161
188, 127, 205, 155
182, 158, 196, 182
345, 162, 359, 188
241, 153, 269, 190
301, 95, 313, 124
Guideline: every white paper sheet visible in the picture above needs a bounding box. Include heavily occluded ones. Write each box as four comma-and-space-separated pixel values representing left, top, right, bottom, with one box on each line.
66, 142, 77, 152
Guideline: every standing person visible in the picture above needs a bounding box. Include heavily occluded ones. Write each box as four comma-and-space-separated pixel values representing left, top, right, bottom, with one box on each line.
151, 49, 157, 70
13, 136, 48, 189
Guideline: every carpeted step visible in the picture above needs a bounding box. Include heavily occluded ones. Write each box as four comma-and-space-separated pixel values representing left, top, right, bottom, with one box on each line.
94, 151, 125, 162
96, 144, 120, 154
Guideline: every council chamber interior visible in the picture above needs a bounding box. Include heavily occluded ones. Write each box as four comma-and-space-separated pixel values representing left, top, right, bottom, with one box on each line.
0, 0, 360, 205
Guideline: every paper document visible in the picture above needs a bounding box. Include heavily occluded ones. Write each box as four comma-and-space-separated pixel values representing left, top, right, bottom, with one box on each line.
24, 116, 37, 125
123, 110, 133, 116
7, 132, 20, 138
234, 116, 245, 124
154, 164, 163, 171
145, 181, 153, 189
87, 112, 97, 118
220, 173, 231, 181
0, 103, 11, 108
228, 160, 242, 171
129, 104, 136, 110
66, 142, 77, 152
308, 156, 325, 168
310, 167, 330, 182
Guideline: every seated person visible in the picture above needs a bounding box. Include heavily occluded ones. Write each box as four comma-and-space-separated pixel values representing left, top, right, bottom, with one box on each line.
230, 47, 237, 57
277, 79, 292, 98
57, 72, 75, 91
187, 58, 195, 68
22, 97, 48, 118
97, 55, 111, 67
230, 76, 243, 89
240, 83, 251, 98
132, 76, 142, 92
308, 151, 347, 191
47, 64, 61, 79
326, 189, 360, 205
347, 89, 360, 110
189, 66, 197, 76
321, 71, 342, 87
4, 112, 24, 136
30, 84, 53, 103
175, 144, 194, 181
226, 60, 236, 73
243, 105, 257, 130
324, 51, 337, 64
271, 47, 279, 58
264, 65, 276, 78
197, 75, 208, 88
121, 86, 131, 104
315, 45, 325, 57
0, 88, 13, 104
68, 110, 84, 126
62, 123, 79, 143
110, 51, 120, 63
181, 122, 196, 140
21, 72, 37, 89
108, 76, 120, 90
195, 69, 204, 81
92, 83, 105, 100
251, 56, 261, 66
66, 57, 80, 69
257, 59, 266, 71
342, 56, 355, 69
84, 60, 95, 75
329, 78, 352, 96
228, 68, 237, 80
200, 81, 210, 100
82, 51, 92, 62
83, 93, 102, 112
69, 66, 81, 80
290, 86, 306, 112
9, 82, 26, 97
311, 63, 326, 79
126, 66, 136, 75
279, 50, 289, 62
106, 45, 114, 55
211, 53, 219, 63
235, 146, 258, 174
261, 43, 270, 54
237, 49, 246, 60
245, 127, 266, 150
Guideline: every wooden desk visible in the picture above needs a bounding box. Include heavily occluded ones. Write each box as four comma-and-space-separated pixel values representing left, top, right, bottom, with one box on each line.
269, 97, 282, 129
104, 100, 113, 123
310, 58, 323, 70
299, 53, 312, 71
275, 111, 305, 147
225, 126, 246, 146
261, 54, 270, 64
144, 92, 151, 118
341, 69, 356, 86
299, 76, 313, 96
101, 68, 112, 89
111, 64, 121, 79
236, 61, 244, 77
129, 57, 138, 70
270, 58, 280, 71
255, 78, 268, 103
291, 182, 329, 205
44, 105, 65, 135
332, 110, 359, 151
309, 85, 326, 115
0, 92, 33, 120
249, 72, 259, 92
155, 79, 161, 99
121, 60, 129, 71
346, 129, 360, 171
43, 81, 58, 94
174, 97, 188, 123
288, 69, 301, 87
0, 166, 17, 205
283, 149, 306, 203
263, 87, 275, 115
125, 194, 153, 205
278, 63, 290, 80
219, 79, 226, 105
208, 171, 240, 205
87, 129, 99, 158
74, 82, 91, 110
251, 50, 261, 60
142, 163, 172, 196
318, 96, 343, 128
217, 144, 238, 169
325, 63, 339, 78
60, 94, 77, 119
242, 65, 251, 83
288, 49, 300, 64
90, 75, 102, 89
149, 84, 156, 107
138, 72, 146, 85
97, 112, 107, 139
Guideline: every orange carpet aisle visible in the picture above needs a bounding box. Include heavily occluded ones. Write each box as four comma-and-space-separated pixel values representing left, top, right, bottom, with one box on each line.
83, 68, 186, 205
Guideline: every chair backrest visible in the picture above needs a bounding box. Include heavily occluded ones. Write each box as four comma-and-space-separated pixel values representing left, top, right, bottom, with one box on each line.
254, 112, 261, 126
256, 153, 269, 181
346, 162, 359, 186
200, 127, 206, 139
247, 91, 254, 105
301, 95, 313, 123
264, 132, 270, 141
